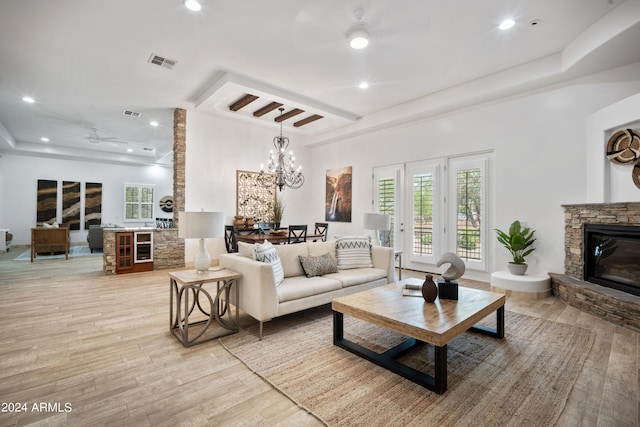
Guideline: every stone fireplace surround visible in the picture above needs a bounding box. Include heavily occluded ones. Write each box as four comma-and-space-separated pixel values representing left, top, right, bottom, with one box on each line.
552, 202, 640, 331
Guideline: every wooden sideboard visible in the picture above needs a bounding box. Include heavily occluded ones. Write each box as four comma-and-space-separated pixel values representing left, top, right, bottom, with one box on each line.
31, 227, 70, 262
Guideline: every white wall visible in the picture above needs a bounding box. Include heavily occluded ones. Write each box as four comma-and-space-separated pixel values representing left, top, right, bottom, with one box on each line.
305, 63, 640, 281
184, 110, 313, 262
587, 92, 640, 202
0, 154, 173, 245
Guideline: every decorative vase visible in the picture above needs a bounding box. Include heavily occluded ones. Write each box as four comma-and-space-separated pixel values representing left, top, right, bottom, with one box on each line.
507, 262, 528, 275
246, 218, 255, 228
421, 274, 438, 302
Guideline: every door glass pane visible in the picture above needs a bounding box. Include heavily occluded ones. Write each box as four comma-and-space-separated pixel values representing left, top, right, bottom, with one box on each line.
456, 168, 482, 260
377, 177, 395, 247
413, 173, 433, 256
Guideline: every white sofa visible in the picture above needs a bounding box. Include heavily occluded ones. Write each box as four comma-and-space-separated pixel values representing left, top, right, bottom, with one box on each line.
219, 239, 395, 339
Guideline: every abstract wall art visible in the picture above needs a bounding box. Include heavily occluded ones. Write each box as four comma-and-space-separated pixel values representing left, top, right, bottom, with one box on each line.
63, 181, 81, 230
37, 179, 57, 226
85, 182, 103, 228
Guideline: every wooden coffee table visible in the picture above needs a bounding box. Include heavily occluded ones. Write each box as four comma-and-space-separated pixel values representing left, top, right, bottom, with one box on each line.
332, 278, 505, 394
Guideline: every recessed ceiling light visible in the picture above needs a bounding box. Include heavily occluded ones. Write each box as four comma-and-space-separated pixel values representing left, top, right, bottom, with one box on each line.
359, 82, 369, 89
150, 121, 159, 127
184, 0, 202, 11
127, 148, 133, 153
499, 19, 515, 30
22, 96, 35, 103
40, 137, 49, 142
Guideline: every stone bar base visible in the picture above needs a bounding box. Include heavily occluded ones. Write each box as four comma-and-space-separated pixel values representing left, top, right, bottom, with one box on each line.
550, 273, 640, 332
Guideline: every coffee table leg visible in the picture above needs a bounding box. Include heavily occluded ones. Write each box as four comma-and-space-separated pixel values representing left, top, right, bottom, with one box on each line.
333, 311, 344, 343
434, 345, 448, 394
333, 310, 448, 394
469, 305, 505, 338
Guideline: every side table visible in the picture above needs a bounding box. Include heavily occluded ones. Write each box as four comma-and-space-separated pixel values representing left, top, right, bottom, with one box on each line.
169, 268, 241, 347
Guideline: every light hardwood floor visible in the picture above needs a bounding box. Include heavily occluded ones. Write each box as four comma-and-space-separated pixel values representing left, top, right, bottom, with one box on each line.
0, 246, 637, 426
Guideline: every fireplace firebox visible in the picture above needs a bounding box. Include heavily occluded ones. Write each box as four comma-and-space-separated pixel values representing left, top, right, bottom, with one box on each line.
584, 224, 640, 297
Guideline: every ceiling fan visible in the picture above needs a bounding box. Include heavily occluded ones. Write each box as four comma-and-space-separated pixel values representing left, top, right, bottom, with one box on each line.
86, 127, 127, 144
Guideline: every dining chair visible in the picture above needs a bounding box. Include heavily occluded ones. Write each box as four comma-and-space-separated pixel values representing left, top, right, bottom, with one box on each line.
224, 225, 238, 253
287, 225, 307, 244
314, 222, 328, 242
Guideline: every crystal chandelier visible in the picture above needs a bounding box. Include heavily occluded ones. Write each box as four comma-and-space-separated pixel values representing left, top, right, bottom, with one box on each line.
260, 108, 304, 191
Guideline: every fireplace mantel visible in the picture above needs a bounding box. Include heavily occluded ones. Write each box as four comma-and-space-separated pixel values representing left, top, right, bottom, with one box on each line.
553, 202, 640, 330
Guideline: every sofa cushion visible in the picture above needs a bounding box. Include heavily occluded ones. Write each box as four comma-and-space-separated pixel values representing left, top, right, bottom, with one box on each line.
277, 276, 342, 303
298, 252, 338, 278
238, 241, 254, 259
308, 240, 337, 264
335, 236, 373, 269
254, 241, 284, 286
274, 243, 308, 277
324, 268, 388, 288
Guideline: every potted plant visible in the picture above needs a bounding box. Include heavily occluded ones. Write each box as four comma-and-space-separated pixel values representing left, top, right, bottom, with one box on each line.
495, 220, 536, 275
272, 196, 284, 228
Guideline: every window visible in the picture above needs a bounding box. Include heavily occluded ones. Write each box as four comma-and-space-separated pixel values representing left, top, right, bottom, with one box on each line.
124, 184, 154, 222
448, 156, 488, 271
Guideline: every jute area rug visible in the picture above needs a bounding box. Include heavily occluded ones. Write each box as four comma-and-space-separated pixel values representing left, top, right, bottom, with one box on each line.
220, 305, 594, 427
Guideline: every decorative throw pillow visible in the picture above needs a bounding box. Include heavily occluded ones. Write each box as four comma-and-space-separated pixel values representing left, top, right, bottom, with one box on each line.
335, 236, 373, 270
298, 252, 338, 278
254, 240, 284, 286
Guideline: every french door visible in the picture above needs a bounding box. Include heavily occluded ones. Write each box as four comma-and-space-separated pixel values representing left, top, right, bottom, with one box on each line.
373, 153, 489, 273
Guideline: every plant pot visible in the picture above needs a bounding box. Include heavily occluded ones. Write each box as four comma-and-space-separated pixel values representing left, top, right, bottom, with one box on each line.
507, 263, 528, 275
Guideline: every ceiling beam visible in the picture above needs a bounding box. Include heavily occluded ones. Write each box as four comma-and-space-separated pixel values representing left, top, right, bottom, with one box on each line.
253, 102, 283, 117
275, 108, 304, 122
294, 114, 324, 127
229, 94, 259, 111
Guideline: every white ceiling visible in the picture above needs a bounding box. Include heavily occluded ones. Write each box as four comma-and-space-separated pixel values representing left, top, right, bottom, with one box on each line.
0, 0, 639, 165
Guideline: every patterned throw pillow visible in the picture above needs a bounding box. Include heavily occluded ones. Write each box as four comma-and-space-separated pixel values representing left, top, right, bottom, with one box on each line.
254, 240, 284, 286
335, 236, 373, 270
298, 252, 338, 278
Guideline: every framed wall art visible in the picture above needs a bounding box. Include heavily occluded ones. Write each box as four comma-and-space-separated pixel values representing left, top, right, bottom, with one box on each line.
325, 166, 352, 222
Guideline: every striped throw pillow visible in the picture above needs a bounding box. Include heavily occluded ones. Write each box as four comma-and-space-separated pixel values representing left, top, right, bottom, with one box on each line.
254, 240, 284, 286
335, 236, 373, 270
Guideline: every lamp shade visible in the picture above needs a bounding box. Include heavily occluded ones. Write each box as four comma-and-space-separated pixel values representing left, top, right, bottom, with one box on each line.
363, 213, 391, 231
178, 211, 224, 239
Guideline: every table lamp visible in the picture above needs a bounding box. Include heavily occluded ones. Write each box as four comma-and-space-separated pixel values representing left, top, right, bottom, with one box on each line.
363, 213, 391, 247
179, 211, 224, 272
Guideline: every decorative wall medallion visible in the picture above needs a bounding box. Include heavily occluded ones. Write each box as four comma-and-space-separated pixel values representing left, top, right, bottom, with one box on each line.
159, 195, 174, 212
633, 160, 640, 190
606, 128, 640, 164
